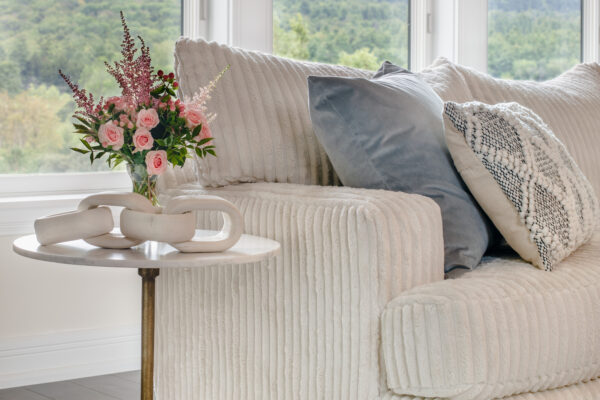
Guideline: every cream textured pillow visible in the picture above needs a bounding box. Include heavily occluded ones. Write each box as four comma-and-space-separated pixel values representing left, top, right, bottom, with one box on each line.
167, 38, 371, 188
444, 101, 599, 270
435, 58, 600, 196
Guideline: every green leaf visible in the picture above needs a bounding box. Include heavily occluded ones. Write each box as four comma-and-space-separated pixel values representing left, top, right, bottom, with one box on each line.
165, 87, 176, 96
73, 123, 89, 132
112, 158, 124, 169
89, 152, 94, 164
95, 152, 106, 160
151, 85, 165, 96
74, 116, 91, 127
196, 137, 213, 146
206, 149, 216, 157
80, 138, 93, 151
192, 125, 202, 136
70, 147, 89, 154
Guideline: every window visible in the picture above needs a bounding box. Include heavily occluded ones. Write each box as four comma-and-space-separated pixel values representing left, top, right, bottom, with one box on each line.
273, 0, 410, 70
488, 0, 582, 81
0, 1, 181, 174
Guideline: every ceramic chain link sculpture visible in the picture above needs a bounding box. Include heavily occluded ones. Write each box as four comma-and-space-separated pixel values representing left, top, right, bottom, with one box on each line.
34, 192, 243, 252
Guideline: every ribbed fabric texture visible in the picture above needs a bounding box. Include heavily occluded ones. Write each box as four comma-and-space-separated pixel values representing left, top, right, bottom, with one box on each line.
154, 182, 444, 400
431, 58, 600, 196
382, 230, 600, 400
168, 38, 371, 188
380, 378, 600, 399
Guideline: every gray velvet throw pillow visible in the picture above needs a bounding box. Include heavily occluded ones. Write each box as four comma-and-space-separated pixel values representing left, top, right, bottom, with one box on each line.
307, 62, 496, 272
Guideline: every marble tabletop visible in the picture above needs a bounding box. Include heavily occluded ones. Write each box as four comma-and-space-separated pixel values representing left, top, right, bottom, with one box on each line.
13, 230, 280, 269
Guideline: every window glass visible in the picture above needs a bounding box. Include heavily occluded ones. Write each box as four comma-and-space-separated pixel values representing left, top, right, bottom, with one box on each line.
273, 0, 409, 70
0, 1, 181, 173
488, 0, 581, 81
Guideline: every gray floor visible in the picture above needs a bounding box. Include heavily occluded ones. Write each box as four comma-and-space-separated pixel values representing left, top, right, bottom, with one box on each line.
0, 371, 140, 400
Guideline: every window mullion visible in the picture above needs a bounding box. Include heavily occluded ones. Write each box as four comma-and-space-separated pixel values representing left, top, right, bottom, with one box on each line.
410, 0, 433, 72
582, 0, 600, 63
454, 0, 488, 72
183, 0, 208, 39
429, 0, 487, 72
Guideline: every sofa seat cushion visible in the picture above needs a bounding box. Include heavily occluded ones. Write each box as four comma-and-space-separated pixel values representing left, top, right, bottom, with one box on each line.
381, 230, 600, 400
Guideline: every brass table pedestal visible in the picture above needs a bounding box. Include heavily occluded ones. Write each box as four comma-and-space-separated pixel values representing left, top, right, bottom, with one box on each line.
139, 268, 160, 400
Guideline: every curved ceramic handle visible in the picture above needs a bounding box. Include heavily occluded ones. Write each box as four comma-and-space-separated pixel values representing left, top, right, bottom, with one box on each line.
163, 195, 244, 253
77, 192, 159, 249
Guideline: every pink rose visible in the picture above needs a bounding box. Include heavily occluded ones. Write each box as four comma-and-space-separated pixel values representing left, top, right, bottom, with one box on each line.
145, 150, 168, 176
132, 128, 154, 153
183, 105, 205, 128
136, 108, 160, 129
98, 121, 124, 150
106, 96, 126, 110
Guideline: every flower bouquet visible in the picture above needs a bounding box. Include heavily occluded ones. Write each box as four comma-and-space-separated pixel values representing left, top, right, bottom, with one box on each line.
59, 12, 227, 205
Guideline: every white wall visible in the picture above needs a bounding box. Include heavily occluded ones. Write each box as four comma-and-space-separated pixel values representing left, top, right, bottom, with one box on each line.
0, 233, 141, 388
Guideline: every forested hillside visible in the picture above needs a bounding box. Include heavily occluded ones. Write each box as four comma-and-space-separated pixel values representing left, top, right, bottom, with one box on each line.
274, 0, 581, 80
0, 0, 583, 173
274, 0, 409, 70
0, 1, 179, 173
488, 0, 580, 79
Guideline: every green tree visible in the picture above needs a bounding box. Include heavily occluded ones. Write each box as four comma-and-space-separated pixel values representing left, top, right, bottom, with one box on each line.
338, 48, 379, 70
274, 13, 310, 60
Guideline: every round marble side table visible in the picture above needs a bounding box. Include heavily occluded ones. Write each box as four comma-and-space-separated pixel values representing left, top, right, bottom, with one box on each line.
13, 231, 280, 400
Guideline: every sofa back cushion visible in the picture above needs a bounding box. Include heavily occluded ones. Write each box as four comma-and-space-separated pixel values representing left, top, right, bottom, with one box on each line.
437, 57, 600, 195
170, 38, 370, 187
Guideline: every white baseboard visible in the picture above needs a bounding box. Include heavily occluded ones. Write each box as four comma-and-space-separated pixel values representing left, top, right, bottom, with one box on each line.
0, 325, 141, 389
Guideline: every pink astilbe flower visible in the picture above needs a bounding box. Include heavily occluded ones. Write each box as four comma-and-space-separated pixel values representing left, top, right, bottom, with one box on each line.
58, 69, 103, 118
184, 65, 230, 126
103, 11, 155, 107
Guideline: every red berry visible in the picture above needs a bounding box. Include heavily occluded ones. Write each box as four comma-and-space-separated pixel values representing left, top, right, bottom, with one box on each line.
173, 82, 179, 88
168, 72, 174, 79
157, 70, 164, 77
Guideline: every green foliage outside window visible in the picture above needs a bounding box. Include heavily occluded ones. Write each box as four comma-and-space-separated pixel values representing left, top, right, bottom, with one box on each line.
0, 0, 583, 174
273, 0, 410, 70
0, 0, 180, 173
488, 0, 580, 81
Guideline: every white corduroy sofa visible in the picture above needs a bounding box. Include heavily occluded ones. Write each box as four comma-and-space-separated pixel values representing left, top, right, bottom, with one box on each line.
154, 39, 600, 400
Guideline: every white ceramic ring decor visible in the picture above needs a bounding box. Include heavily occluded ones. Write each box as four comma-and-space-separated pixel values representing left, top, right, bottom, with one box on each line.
164, 195, 244, 253
120, 209, 196, 243
34, 207, 114, 245
78, 192, 159, 213
78, 192, 160, 249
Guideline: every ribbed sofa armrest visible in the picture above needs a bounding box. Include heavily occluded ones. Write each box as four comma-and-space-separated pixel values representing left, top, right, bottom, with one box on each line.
160, 182, 445, 295
155, 182, 443, 399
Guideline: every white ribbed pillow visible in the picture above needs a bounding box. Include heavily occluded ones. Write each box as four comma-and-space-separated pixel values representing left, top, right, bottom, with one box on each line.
434, 58, 600, 196
171, 38, 371, 187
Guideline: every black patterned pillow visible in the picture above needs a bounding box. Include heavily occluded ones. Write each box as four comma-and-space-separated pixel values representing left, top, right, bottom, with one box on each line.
443, 101, 598, 271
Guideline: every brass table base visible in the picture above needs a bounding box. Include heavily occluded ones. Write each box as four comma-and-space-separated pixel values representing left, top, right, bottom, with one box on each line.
139, 268, 160, 400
